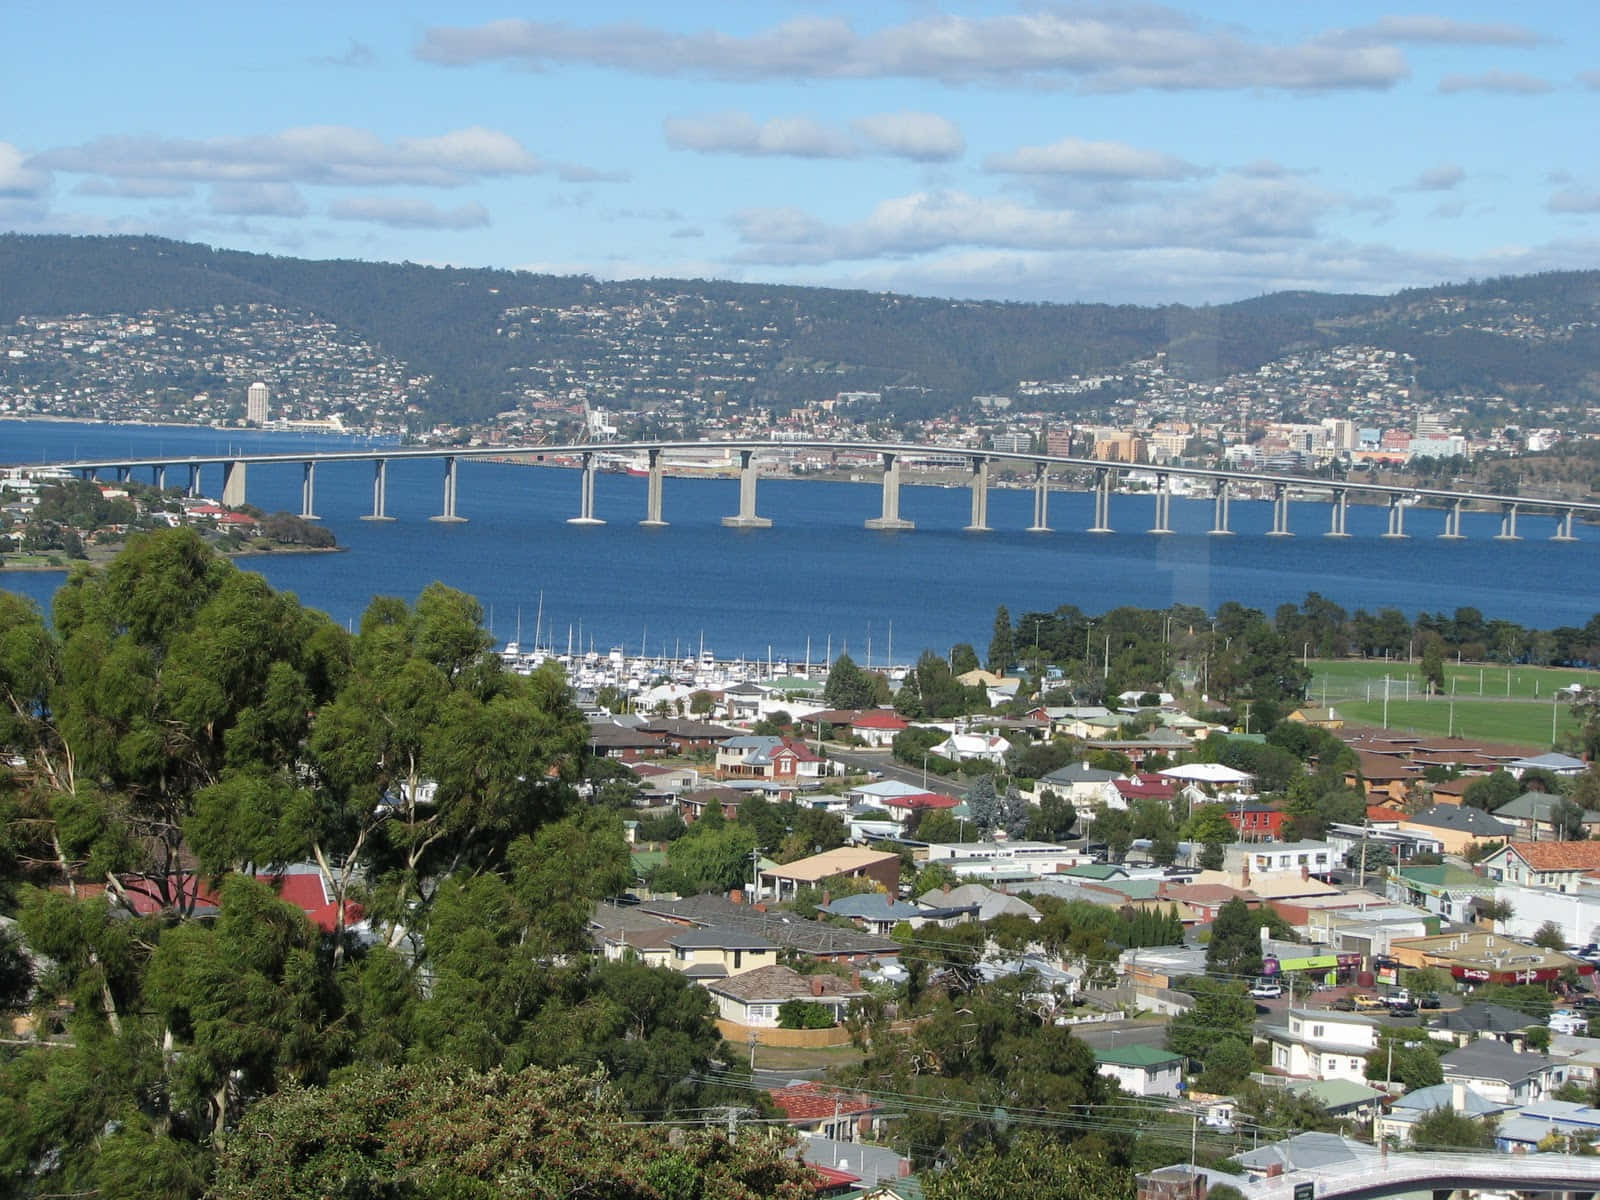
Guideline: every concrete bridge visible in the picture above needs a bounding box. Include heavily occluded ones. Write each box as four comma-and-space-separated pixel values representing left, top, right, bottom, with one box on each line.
1241, 1151, 1600, 1200
14, 438, 1597, 542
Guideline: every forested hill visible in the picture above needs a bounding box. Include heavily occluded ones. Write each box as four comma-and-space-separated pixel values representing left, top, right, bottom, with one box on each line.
3, 233, 1599, 426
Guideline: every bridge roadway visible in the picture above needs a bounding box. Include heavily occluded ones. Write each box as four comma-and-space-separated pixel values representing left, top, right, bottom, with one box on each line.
12, 438, 1598, 542
1241, 1150, 1600, 1200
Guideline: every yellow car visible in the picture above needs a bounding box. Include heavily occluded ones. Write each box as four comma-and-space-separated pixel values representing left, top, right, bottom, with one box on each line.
1351, 994, 1387, 1012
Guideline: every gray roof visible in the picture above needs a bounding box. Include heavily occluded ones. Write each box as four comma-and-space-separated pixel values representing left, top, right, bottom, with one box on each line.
667, 927, 776, 951
705, 964, 868, 1003
1390, 1082, 1510, 1117
638, 895, 902, 957
1430, 1002, 1541, 1035
1509, 753, 1589, 772
1403, 804, 1516, 836
1236, 1132, 1382, 1173
821, 894, 924, 922
1494, 792, 1600, 822
1040, 762, 1122, 784
1440, 1039, 1555, 1084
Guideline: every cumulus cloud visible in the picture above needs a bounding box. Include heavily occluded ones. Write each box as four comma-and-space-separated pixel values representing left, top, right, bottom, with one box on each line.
419, 12, 1408, 93
327, 196, 490, 228
850, 111, 964, 161
1548, 190, 1600, 214
34, 125, 553, 188
1412, 163, 1465, 191
663, 111, 856, 158
0, 143, 51, 197
1438, 70, 1552, 94
984, 136, 1198, 180
209, 182, 308, 216
1325, 16, 1544, 47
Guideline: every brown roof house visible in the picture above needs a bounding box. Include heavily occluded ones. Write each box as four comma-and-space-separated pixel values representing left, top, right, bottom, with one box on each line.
706, 964, 868, 1035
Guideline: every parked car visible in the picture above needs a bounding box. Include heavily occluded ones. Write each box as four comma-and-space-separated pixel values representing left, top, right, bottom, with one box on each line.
1420, 993, 1443, 1010
1387, 1000, 1419, 1016
1329, 996, 1357, 1011
1250, 980, 1284, 999
1551, 1010, 1590, 1036
1386, 988, 1412, 1005
1352, 994, 1388, 1012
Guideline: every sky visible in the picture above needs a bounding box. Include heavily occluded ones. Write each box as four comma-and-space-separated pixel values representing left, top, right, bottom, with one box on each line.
4, 2, 1599, 305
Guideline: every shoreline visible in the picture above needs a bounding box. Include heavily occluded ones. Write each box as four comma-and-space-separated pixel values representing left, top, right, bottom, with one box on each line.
1, 542, 347, 573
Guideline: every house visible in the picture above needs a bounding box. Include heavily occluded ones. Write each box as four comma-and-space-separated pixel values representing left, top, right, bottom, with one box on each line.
1225, 801, 1285, 842
1388, 928, 1592, 984
663, 927, 779, 979
928, 732, 1011, 765
1492, 794, 1600, 843
1385, 864, 1497, 923
768, 1081, 883, 1143
1439, 1040, 1563, 1106
917, 883, 1040, 923
1397, 804, 1514, 856
707, 966, 869, 1030
1263, 1008, 1382, 1082
1507, 752, 1589, 778
1377, 1082, 1512, 1144
1232, 1132, 1381, 1182
1032, 761, 1125, 813
1497, 1100, 1600, 1153
1095, 1044, 1184, 1097
850, 709, 908, 748
638, 718, 739, 753
759, 847, 902, 903
1112, 773, 1179, 806
677, 786, 744, 823
820, 893, 935, 936
637, 894, 902, 964
585, 722, 669, 761
1481, 841, 1600, 894
715, 735, 826, 782
1223, 841, 1336, 883
1428, 1002, 1542, 1048
1283, 1079, 1386, 1123
1287, 706, 1344, 731
1349, 750, 1415, 804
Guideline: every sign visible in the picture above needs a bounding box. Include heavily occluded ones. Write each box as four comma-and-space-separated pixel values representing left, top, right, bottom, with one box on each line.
1294, 1183, 1315, 1200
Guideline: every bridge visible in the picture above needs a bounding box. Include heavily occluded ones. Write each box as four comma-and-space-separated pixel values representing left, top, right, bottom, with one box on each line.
1240, 1151, 1600, 1200
10, 439, 1595, 542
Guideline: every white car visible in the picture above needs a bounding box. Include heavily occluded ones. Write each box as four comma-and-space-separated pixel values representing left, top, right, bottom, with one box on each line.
1250, 980, 1284, 999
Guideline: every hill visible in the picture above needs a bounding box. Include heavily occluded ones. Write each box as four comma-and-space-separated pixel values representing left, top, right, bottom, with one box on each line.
1, 234, 1598, 428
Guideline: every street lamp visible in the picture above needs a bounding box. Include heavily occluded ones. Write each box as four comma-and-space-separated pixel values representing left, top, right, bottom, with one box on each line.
922, 753, 929, 791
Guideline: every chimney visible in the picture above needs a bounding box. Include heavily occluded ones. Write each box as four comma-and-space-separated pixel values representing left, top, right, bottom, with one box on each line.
730, 889, 744, 905
852, 969, 862, 989
1241, 858, 1250, 886
822, 889, 831, 908
1301, 865, 1309, 881
810, 976, 825, 996
1452, 1081, 1467, 1110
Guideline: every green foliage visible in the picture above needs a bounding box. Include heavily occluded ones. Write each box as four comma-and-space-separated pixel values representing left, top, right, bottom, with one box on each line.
1206, 897, 1265, 978
1167, 978, 1255, 1074
925, 1133, 1134, 1200
823, 653, 878, 710
777, 999, 837, 1029
658, 822, 758, 894
1533, 921, 1568, 950
208, 1062, 814, 1200
1463, 770, 1521, 812
988, 605, 1015, 671
1472, 982, 1553, 1021
1366, 1033, 1444, 1090
968, 775, 1000, 838
1410, 1105, 1498, 1150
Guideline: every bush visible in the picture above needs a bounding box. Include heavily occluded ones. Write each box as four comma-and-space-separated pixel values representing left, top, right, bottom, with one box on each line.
777, 1000, 837, 1029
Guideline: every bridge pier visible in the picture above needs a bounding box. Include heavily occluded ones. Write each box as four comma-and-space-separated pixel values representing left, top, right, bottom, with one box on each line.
1555, 508, 1578, 542
221, 459, 247, 508
1382, 495, 1408, 538
429, 455, 467, 523
1210, 480, 1233, 535
361, 458, 394, 521
153, 464, 166, 491
1088, 466, 1114, 533
115, 465, 131, 483
1027, 462, 1051, 532
640, 448, 667, 528
1439, 497, 1465, 540
722, 449, 772, 528
1494, 502, 1520, 541
1266, 482, 1293, 537
187, 463, 202, 499
1148, 473, 1172, 535
1326, 488, 1350, 537
299, 461, 320, 520
865, 452, 913, 530
567, 452, 604, 525
964, 456, 991, 533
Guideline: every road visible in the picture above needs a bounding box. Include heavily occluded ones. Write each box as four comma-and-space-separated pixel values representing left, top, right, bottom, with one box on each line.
826, 745, 971, 798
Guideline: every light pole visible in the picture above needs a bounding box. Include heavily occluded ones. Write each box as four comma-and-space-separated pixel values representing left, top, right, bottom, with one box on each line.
922, 753, 929, 791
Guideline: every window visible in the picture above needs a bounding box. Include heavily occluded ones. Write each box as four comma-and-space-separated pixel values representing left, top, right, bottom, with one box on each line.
1312, 1025, 1326, 1038
1350, 1059, 1362, 1071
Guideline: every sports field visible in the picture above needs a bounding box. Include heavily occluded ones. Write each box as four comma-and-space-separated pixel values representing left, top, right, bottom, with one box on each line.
1303, 658, 1597, 745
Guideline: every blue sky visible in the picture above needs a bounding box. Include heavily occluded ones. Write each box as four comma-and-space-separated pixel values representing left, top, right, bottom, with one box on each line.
4, 2, 1598, 303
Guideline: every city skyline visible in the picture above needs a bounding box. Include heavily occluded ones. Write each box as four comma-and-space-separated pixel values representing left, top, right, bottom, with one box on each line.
4, 2, 1599, 304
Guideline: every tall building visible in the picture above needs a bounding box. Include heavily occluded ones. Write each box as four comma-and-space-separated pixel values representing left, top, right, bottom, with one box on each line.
246, 381, 269, 425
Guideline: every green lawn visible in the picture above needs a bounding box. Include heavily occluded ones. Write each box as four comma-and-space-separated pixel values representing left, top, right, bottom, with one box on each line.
1305, 658, 1593, 745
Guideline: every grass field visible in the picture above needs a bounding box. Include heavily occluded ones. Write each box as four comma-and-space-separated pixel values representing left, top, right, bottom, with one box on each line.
1305, 657, 1597, 745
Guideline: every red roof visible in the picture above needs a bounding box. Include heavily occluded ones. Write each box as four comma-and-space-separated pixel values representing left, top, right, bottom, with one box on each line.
852, 710, 908, 731
1505, 842, 1600, 871
881, 791, 958, 811
770, 1082, 877, 1122
810, 1165, 862, 1191
1114, 773, 1176, 800
1366, 806, 1402, 823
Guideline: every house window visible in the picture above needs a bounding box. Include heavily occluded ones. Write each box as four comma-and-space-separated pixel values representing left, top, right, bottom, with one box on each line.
1313, 1025, 1325, 1038
747, 1004, 774, 1021
1350, 1059, 1362, 1071
733, 950, 742, 969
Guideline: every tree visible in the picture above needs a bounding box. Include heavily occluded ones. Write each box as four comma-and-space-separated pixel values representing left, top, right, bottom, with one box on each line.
1366, 1037, 1443, 1091
1463, 770, 1521, 812
1410, 1105, 1497, 1150
925, 1134, 1133, 1200
1090, 803, 1133, 862
968, 775, 1000, 838
1001, 784, 1031, 839
1027, 790, 1076, 842
950, 642, 980, 674
658, 822, 757, 894
823, 654, 875, 710
208, 1063, 814, 1200
1419, 635, 1447, 695
1206, 897, 1265, 978
1168, 977, 1255, 1075
988, 605, 1015, 671
1533, 920, 1568, 951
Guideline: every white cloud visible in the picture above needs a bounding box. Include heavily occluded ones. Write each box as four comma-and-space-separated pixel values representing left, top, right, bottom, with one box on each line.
0, 143, 51, 197
1413, 164, 1465, 191
985, 136, 1198, 180
210, 182, 308, 216
1579, 70, 1600, 90
34, 125, 551, 188
1326, 16, 1544, 47
1438, 71, 1553, 94
664, 112, 856, 158
419, 12, 1409, 93
327, 196, 490, 229
74, 177, 193, 198
850, 111, 964, 161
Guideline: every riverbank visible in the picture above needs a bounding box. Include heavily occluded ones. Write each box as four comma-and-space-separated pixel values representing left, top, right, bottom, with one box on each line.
1, 541, 346, 572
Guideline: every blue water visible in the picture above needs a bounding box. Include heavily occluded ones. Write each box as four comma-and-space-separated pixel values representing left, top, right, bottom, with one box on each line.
2, 421, 1597, 659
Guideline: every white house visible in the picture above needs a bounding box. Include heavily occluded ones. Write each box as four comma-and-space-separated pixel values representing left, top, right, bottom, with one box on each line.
1265, 1008, 1381, 1083
930, 732, 1012, 765
1095, 1044, 1184, 1097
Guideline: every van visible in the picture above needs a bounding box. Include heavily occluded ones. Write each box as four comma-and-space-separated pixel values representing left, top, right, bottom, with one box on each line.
1551, 1010, 1589, 1036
